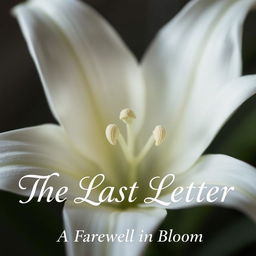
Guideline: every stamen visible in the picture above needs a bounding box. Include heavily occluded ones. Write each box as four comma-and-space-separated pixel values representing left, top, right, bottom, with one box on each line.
105, 124, 131, 161
105, 124, 120, 145
119, 108, 136, 124
135, 125, 166, 163
117, 133, 131, 161
135, 135, 155, 164
105, 109, 166, 172
153, 125, 166, 146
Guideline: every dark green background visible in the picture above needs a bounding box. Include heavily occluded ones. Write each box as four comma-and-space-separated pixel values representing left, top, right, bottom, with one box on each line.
0, 0, 256, 255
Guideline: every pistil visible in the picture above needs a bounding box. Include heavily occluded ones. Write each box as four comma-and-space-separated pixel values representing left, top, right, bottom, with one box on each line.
119, 108, 136, 161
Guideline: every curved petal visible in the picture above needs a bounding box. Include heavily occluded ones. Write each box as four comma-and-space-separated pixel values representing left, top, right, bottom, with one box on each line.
141, 0, 256, 173
144, 76, 256, 178
161, 76, 256, 173
0, 125, 98, 198
12, 0, 145, 170
63, 202, 166, 256
147, 155, 256, 221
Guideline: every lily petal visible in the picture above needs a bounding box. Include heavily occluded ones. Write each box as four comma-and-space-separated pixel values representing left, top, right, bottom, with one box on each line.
143, 0, 255, 129
149, 155, 256, 221
0, 125, 97, 198
141, 75, 256, 178
12, 0, 145, 170
163, 75, 256, 173
142, 0, 256, 174
63, 202, 166, 256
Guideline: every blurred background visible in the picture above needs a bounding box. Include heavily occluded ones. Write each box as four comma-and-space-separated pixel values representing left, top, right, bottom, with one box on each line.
0, 0, 256, 255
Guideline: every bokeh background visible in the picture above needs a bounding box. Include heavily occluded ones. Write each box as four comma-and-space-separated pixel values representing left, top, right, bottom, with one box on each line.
0, 0, 256, 255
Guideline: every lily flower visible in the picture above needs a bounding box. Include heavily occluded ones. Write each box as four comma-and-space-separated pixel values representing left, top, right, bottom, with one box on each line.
1, 0, 256, 255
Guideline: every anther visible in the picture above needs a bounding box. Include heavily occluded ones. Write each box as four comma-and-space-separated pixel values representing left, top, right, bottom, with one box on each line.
153, 125, 166, 146
119, 108, 136, 124
105, 124, 120, 145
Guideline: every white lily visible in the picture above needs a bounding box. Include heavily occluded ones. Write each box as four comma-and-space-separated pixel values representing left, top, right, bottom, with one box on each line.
1, 0, 256, 255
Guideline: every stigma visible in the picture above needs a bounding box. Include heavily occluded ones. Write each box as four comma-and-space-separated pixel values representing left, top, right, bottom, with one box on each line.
105, 108, 166, 164
119, 108, 136, 124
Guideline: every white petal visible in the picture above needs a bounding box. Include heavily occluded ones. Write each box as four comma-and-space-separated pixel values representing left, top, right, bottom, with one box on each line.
141, 76, 256, 177
141, 0, 256, 173
163, 76, 256, 173
12, 0, 145, 169
63, 202, 166, 256
0, 125, 97, 198
148, 155, 256, 221
143, 0, 255, 128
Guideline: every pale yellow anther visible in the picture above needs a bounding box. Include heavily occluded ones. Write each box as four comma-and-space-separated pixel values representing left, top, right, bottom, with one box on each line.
153, 125, 166, 146
119, 108, 136, 124
105, 124, 120, 145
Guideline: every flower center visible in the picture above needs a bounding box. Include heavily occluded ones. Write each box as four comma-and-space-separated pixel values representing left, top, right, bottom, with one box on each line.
105, 108, 166, 183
